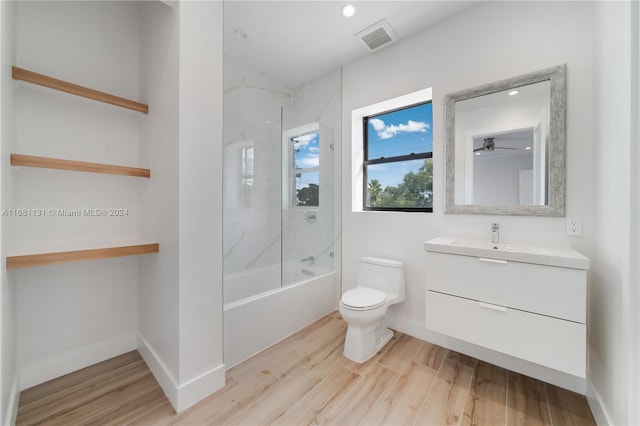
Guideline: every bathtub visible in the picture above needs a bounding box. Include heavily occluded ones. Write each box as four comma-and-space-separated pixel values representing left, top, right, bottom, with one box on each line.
224, 262, 333, 305
223, 264, 339, 368
223, 264, 281, 305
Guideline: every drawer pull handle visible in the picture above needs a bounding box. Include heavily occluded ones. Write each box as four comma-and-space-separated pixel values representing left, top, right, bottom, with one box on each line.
478, 301, 508, 312
478, 257, 508, 265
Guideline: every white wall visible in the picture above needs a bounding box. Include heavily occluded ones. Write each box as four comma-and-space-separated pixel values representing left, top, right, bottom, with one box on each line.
590, 2, 637, 425
138, 0, 180, 405
342, 0, 596, 390
13, 1, 142, 389
177, 0, 224, 410
473, 153, 532, 205
1, 1, 18, 423
633, 5, 640, 424
138, 1, 224, 412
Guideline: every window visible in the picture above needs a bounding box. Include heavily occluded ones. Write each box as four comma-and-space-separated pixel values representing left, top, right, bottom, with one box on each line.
363, 101, 433, 211
291, 130, 320, 207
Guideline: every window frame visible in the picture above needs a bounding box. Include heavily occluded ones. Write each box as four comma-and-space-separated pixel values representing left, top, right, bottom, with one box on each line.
282, 122, 321, 210
362, 100, 434, 213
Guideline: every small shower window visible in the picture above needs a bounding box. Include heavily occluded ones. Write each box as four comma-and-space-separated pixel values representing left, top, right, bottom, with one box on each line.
291, 131, 320, 207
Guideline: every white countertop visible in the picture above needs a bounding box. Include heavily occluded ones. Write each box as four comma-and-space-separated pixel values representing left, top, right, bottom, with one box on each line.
424, 236, 590, 270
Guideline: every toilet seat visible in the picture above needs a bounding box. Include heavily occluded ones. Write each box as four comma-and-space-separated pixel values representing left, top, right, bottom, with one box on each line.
341, 287, 386, 310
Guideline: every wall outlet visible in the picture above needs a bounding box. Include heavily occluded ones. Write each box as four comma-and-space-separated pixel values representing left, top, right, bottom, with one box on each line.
566, 217, 582, 236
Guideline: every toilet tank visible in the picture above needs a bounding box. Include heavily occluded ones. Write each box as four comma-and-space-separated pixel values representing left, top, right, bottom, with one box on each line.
357, 257, 405, 302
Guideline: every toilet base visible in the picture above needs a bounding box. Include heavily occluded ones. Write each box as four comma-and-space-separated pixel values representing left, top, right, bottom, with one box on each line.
343, 323, 394, 363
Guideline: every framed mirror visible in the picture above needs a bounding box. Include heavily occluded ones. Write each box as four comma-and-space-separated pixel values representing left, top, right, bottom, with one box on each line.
444, 65, 566, 216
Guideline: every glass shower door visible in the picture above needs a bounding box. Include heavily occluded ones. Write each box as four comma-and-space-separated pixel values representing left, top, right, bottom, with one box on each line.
281, 109, 334, 286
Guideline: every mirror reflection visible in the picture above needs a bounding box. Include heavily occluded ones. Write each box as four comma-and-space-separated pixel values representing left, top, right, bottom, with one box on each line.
455, 81, 550, 206
445, 65, 566, 216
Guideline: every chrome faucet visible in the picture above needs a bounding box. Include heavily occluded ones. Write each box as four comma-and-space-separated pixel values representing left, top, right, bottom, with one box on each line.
300, 256, 315, 264
491, 223, 500, 244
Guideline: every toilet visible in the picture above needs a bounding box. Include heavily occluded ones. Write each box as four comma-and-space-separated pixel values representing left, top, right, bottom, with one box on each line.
339, 256, 405, 363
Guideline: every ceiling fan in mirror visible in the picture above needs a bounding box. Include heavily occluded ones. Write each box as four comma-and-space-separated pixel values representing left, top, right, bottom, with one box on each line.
473, 137, 519, 152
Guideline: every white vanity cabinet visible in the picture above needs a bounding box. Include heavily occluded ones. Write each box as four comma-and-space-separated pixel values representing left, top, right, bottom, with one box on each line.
424, 237, 589, 378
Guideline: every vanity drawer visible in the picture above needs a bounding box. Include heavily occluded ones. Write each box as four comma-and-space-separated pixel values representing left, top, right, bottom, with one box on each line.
426, 251, 586, 323
425, 290, 586, 378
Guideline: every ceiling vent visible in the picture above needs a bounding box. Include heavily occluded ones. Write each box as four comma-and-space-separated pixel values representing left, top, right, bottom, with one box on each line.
355, 19, 399, 52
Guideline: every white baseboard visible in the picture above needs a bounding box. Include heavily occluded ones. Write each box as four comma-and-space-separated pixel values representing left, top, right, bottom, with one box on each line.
586, 375, 614, 426
175, 363, 225, 412
387, 314, 586, 394
137, 333, 179, 409
4, 370, 19, 426
137, 333, 225, 413
19, 332, 137, 390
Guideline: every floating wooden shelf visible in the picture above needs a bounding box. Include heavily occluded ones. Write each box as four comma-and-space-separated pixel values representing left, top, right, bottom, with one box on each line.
6, 243, 159, 270
12, 66, 149, 114
11, 154, 151, 178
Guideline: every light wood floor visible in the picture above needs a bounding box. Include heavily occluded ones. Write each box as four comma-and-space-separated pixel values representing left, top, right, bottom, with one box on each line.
16, 311, 596, 425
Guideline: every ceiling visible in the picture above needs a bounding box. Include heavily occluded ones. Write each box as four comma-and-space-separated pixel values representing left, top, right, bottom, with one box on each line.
223, 1, 479, 88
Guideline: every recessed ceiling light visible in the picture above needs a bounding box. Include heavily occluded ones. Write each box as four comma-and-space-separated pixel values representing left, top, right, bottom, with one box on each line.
525, 146, 532, 150
234, 29, 248, 39
342, 4, 355, 17
508, 90, 519, 96
475, 152, 481, 156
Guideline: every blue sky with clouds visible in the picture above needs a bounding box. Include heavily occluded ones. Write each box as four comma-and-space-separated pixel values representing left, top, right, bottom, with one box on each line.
293, 132, 320, 204
367, 102, 432, 187
293, 132, 320, 170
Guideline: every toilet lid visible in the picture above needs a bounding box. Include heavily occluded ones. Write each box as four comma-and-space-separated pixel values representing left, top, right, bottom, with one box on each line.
342, 287, 386, 310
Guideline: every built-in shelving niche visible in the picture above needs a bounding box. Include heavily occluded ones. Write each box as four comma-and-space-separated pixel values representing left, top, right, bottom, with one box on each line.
8, 66, 158, 269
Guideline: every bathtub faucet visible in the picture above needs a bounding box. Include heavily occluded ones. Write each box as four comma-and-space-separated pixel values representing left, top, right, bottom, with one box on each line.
491, 222, 500, 244
300, 256, 315, 264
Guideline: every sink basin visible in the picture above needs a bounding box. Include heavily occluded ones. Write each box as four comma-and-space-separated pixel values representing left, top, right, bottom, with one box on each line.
424, 237, 589, 270
449, 239, 539, 252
